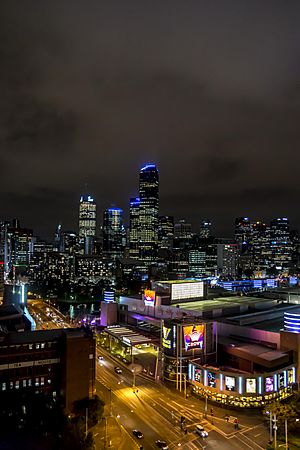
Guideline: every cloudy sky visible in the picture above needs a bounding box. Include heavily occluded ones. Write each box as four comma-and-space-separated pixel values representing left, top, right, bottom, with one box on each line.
1, 1, 300, 239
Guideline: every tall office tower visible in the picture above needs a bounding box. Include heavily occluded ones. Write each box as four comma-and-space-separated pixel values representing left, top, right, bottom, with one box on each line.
200, 220, 212, 239
251, 221, 271, 272
270, 218, 292, 273
217, 242, 238, 278
79, 194, 96, 255
173, 219, 193, 250
54, 224, 64, 252
234, 217, 253, 275
0, 221, 9, 279
129, 197, 140, 259
158, 215, 174, 249
103, 208, 123, 261
139, 164, 159, 262
7, 220, 33, 273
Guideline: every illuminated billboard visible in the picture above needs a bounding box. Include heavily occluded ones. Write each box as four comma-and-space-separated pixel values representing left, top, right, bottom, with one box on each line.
278, 372, 285, 389
265, 377, 274, 392
207, 371, 216, 388
162, 326, 172, 349
225, 376, 236, 391
143, 289, 156, 306
171, 282, 204, 301
183, 325, 204, 352
246, 378, 256, 394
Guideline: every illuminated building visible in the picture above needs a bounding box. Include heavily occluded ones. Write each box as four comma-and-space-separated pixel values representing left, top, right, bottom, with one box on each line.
7, 220, 33, 273
217, 243, 238, 277
0, 221, 9, 278
189, 250, 206, 276
200, 220, 212, 239
138, 164, 159, 262
54, 223, 64, 252
251, 221, 271, 272
129, 197, 140, 259
79, 195, 96, 255
270, 217, 292, 273
63, 231, 80, 255
158, 215, 174, 249
103, 208, 123, 261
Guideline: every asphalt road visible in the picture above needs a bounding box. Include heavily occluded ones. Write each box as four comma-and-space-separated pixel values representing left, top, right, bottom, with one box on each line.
95, 347, 270, 450
27, 299, 73, 330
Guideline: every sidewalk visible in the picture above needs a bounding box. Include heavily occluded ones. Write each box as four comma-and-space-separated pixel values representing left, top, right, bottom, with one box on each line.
92, 415, 124, 450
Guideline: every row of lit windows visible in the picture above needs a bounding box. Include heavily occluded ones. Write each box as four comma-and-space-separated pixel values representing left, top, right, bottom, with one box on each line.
1, 377, 52, 391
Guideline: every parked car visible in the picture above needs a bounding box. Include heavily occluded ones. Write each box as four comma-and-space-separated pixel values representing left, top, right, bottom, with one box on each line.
155, 440, 169, 449
195, 424, 208, 438
114, 366, 122, 374
132, 430, 143, 439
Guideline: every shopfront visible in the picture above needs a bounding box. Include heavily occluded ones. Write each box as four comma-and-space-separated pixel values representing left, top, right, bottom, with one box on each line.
188, 363, 297, 408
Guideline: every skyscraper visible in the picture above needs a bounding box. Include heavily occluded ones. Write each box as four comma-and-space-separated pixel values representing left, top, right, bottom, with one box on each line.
129, 197, 140, 259
79, 195, 96, 255
200, 220, 212, 239
270, 217, 292, 272
139, 164, 159, 262
79, 195, 97, 238
103, 208, 123, 261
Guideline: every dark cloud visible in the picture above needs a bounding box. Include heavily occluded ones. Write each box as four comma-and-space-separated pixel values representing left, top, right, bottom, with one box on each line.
1, 1, 300, 238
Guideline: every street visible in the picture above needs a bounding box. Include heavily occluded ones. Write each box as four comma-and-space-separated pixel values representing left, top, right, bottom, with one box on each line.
95, 347, 270, 450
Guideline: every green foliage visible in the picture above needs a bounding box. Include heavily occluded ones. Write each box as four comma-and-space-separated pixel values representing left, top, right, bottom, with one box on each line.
264, 391, 300, 433
73, 394, 105, 427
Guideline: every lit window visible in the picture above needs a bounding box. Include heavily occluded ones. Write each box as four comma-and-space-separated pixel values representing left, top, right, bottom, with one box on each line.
23, 380, 27, 387
28, 379, 32, 387
36, 344, 40, 349
41, 343, 45, 349
48, 379, 51, 384
10, 381, 13, 389
29, 344, 33, 350
15, 381, 19, 389
35, 378, 39, 387
41, 377, 44, 386
2, 383, 6, 391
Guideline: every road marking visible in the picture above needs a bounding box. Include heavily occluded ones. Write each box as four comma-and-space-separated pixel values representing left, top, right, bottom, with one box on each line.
254, 433, 262, 438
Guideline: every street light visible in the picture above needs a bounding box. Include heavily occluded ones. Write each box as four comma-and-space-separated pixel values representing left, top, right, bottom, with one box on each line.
132, 369, 136, 388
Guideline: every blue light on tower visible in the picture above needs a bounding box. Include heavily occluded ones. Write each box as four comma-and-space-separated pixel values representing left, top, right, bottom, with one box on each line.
284, 312, 300, 333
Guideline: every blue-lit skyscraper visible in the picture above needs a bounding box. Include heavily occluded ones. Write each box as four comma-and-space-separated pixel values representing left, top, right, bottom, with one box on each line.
139, 164, 159, 262
103, 208, 123, 261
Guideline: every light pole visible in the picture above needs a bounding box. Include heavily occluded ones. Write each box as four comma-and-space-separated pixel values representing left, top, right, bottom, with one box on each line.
132, 369, 136, 388
204, 394, 208, 418
285, 419, 288, 450
273, 414, 277, 449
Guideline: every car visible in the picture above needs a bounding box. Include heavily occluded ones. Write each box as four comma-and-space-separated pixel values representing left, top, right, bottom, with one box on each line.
98, 356, 104, 361
114, 366, 122, 374
155, 440, 169, 449
132, 430, 143, 439
195, 424, 208, 438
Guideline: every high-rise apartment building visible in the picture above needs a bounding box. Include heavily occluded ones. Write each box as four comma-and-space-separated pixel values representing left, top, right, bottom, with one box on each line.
138, 164, 159, 262
129, 197, 140, 259
103, 208, 123, 261
158, 215, 174, 249
7, 220, 33, 273
270, 218, 292, 272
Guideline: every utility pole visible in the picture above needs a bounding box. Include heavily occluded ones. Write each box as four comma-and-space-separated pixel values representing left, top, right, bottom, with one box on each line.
184, 374, 187, 398
285, 419, 288, 450
273, 414, 277, 449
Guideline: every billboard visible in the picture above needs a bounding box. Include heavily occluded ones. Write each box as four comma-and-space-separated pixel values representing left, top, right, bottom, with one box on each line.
207, 371, 216, 388
225, 376, 236, 391
246, 378, 256, 394
171, 282, 204, 301
183, 324, 204, 351
265, 377, 274, 392
162, 326, 172, 349
143, 289, 156, 306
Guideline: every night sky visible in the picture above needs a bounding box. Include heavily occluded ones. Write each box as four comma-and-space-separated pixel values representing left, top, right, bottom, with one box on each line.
1, 1, 300, 239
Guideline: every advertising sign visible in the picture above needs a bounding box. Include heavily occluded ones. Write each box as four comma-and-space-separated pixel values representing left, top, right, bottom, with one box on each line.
278, 372, 285, 389
162, 326, 172, 349
195, 368, 202, 383
265, 377, 274, 392
207, 371, 216, 388
246, 378, 256, 394
288, 368, 294, 384
225, 376, 236, 391
143, 289, 156, 306
183, 325, 204, 351
171, 282, 204, 301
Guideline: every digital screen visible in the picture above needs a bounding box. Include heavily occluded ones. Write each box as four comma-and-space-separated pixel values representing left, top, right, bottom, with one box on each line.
265, 377, 274, 392
207, 371, 216, 388
195, 368, 202, 383
225, 376, 236, 391
183, 325, 204, 352
278, 372, 285, 389
246, 378, 256, 393
143, 289, 156, 306
171, 282, 204, 301
288, 369, 294, 384
162, 326, 172, 349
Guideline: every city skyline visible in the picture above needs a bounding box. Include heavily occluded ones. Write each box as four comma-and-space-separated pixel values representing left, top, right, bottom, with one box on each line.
1, 2, 300, 237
